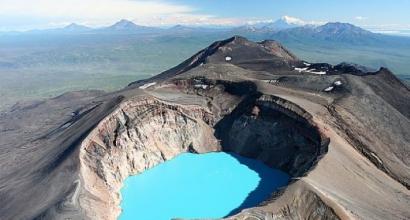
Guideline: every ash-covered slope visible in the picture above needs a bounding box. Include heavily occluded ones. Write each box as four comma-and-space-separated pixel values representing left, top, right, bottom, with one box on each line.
0, 36, 409, 220
129, 36, 301, 85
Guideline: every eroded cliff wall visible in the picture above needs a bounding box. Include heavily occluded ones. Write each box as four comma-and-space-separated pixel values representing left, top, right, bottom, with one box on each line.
78, 97, 219, 219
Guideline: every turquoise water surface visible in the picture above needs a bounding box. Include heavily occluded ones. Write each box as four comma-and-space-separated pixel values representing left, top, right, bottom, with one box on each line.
119, 152, 290, 220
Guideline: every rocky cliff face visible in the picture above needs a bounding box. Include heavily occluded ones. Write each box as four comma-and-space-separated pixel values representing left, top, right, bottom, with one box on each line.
215, 94, 327, 177
78, 98, 219, 219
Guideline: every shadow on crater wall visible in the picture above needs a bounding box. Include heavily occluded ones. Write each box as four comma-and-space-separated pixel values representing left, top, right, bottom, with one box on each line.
225, 152, 290, 217
214, 93, 329, 217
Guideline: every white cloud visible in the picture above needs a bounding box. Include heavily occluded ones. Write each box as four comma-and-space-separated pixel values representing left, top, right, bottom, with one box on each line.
0, 0, 248, 30
0, 0, 192, 19
281, 15, 307, 25
134, 14, 242, 27
245, 19, 273, 25
362, 23, 410, 36
0, 0, 200, 29
355, 16, 368, 21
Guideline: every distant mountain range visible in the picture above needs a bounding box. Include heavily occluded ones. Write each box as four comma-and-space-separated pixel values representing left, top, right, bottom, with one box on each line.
3, 17, 407, 46
62, 23, 92, 32
102, 19, 162, 33
268, 22, 382, 45
231, 16, 309, 34
246, 15, 316, 31
14, 19, 228, 35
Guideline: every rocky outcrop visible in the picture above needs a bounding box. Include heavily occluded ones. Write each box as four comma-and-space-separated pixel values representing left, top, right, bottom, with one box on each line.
228, 182, 339, 220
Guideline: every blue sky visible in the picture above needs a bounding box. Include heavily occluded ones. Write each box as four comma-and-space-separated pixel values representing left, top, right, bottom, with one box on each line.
173, 0, 409, 24
0, 0, 409, 31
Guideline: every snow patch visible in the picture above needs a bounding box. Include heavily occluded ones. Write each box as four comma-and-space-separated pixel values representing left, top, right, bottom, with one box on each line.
324, 86, 334, 92
139, 82, 156, 89
303, 62, 311, 66
294, 67, 326, 75
295, 67, 308, 73
225, 56, 232, 61
334, 81, 342, 86
194, 84, 208, 89
308, 70, 327, 75
263, 79, 279, 84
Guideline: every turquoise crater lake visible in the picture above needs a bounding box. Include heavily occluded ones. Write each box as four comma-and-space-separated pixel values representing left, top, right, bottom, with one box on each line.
119, 152, 290, 220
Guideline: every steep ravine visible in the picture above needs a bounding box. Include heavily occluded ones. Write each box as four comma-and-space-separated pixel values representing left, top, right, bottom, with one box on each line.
77, 90, 331, 219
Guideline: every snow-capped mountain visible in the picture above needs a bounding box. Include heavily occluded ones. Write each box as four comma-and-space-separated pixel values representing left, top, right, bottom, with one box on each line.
266, 16, 307, 30
238, 16, 320, 33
